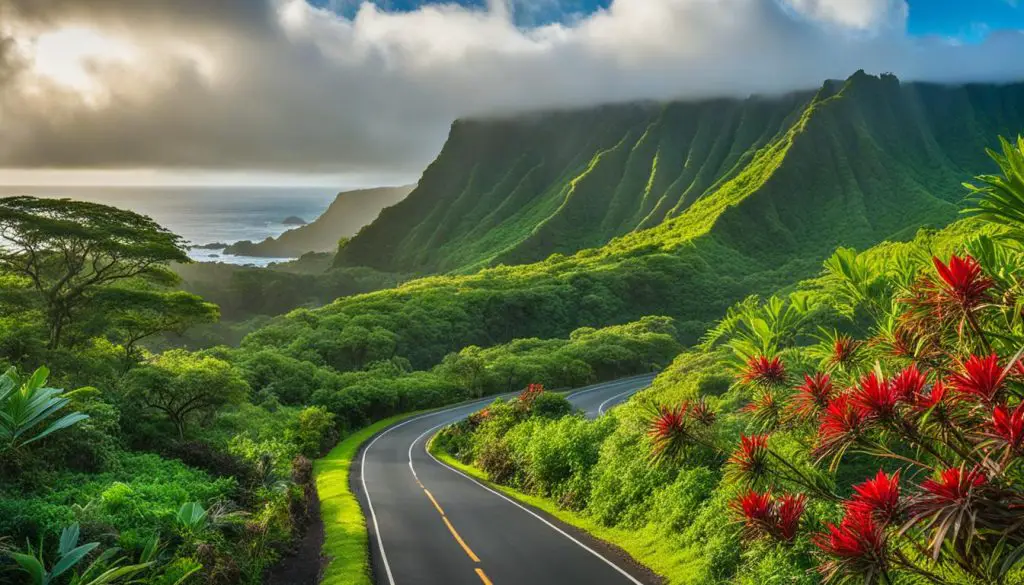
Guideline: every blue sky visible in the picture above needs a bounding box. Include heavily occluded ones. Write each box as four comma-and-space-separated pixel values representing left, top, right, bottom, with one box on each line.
907, 0, 1024, 40
325, 0, 1024, 39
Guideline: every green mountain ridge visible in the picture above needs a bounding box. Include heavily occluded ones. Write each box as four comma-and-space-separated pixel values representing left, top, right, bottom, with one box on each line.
336, 72, 1022, 277
246, 73, 1024, 373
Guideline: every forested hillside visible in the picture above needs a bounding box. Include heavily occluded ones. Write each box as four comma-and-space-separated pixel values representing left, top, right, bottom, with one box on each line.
257, 73, 1022, 376
336, 72, 1024, 274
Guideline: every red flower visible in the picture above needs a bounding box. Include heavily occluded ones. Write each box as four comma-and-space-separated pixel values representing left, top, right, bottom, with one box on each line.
648, 404, 690, 461
742, 355, 787, 387
920, 467, 986, 504
816, 394, 871, 458
814, 507, 886, 558
890, 365, 926, 402
850, 371, 900, 418
690, 399, 717, 427
848, 469, 901, 522
790, 373, 834, 419
931, 254, 993, 311
731, 490, 806, 543
775, 493, 807, 541
949, 354, 1007, 403
911, 379, 952, 412
729, 434, 770, 482
830, 335, 862, 368
988, 402, 1024, 454
733, 489, 773, 524
518, 383, 545, 407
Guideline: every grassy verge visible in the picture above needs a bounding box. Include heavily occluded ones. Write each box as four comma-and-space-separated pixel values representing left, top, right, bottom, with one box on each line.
427, 438, 675, 583
315, 412, 422, 585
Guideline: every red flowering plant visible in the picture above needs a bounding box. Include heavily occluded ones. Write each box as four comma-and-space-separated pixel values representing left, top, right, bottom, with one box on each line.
646, 398, 717, 464
714, 246, 1024, 584
517, 383, 545, 410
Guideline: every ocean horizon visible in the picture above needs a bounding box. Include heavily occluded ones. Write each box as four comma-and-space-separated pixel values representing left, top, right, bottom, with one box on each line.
0, 186, 338, 266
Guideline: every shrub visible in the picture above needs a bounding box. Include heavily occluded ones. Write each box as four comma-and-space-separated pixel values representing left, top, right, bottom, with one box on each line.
293, 406, 338, 458
530, 392, 573, 419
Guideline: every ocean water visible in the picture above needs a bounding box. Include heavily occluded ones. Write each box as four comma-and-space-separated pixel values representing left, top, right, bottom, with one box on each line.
0, 186, 338, 266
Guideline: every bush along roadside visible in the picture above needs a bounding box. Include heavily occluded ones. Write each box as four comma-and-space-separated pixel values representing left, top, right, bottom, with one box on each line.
431, 211, 1024, 584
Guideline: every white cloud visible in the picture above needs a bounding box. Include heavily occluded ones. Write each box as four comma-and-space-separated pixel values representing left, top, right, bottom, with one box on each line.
0, 0, 1022, 180
782, 0, 906, 31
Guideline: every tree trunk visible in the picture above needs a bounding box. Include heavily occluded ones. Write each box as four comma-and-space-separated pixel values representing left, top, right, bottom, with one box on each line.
47, 318, 64, 350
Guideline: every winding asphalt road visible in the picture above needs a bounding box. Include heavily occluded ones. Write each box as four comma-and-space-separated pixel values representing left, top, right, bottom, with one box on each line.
351, 374, 657, 585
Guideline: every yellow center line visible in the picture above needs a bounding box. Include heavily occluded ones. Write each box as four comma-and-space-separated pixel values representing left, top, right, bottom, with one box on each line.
475, 568, 494, 585
423, 489, 446, 516
443, 516, 481, 562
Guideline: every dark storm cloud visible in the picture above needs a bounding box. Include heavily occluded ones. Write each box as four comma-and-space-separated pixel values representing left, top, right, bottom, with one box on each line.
2, 0, 1024, 175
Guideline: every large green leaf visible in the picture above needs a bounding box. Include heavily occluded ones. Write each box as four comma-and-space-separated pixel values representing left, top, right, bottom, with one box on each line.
10, 552, 46, 585
50, 543, 98, 581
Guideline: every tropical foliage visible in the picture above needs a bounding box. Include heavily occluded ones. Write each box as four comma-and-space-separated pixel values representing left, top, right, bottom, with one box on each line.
432, 135, 1024, 585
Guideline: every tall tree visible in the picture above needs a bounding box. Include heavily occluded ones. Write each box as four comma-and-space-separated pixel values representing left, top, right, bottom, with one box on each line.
0, 197, 190, 348
93, 287, 220, 368
122, 350, 248, 440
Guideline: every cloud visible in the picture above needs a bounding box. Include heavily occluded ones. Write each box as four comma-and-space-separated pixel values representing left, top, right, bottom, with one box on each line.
1, 0, 1023, 177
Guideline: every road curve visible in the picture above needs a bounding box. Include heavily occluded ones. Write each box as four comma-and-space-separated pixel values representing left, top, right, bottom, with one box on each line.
352, 374, 655, 585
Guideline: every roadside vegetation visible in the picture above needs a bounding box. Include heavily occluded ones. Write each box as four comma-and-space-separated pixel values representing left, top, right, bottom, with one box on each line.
0, 194, 679, 584
434, 138, 1024, 584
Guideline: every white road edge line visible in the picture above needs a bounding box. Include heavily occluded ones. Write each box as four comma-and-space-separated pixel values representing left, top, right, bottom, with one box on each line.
565, 373, 656, 400
365, 378, 655, 585
597, 387, 644, 416
421, 437, 645, 585
361, 398, 497, 585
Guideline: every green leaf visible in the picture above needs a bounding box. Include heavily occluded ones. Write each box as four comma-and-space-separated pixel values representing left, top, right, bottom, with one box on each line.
10, 551, 47, 585
50, 542, 98, 580
59, 523, 80, 557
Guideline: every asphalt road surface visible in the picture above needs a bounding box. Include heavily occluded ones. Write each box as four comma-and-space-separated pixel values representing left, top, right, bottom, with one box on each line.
352, 374, 657, 585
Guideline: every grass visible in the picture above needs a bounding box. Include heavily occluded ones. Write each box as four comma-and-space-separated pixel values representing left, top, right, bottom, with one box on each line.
315, 412, 423, 585
427, 437, 686, 584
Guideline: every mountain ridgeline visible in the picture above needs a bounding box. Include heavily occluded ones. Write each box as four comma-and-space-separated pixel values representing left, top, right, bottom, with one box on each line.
336, 72, 1024, 275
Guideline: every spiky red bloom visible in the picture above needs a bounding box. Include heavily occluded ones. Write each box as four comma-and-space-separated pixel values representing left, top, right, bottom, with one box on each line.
742, 355, 787, 387
690, 399, 717, 427
932, 254, 993, 311
813, 507, 887, 561
816, 394, 870, 457
518, 383, 545, 407
890, 365, 927, 402
648, 405, 686, 440
989, 402, 1024, 454
648, 404, 690, 461
911, 379, 952, 412
848, 470, 901, 522
775, 494, 807, 541
949, 354, 1007, 403
729, 434, 770, 481
920, 467, 986, 504
851, 372, 901, 418
790, 373, 834, 419
733, 489, 773, 524
831, 335, 862, 368
731, 491, 806, 543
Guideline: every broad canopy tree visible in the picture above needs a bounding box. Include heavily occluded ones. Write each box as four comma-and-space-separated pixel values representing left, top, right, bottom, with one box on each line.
122, 350, 248, 440
0, 196, 191, 349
